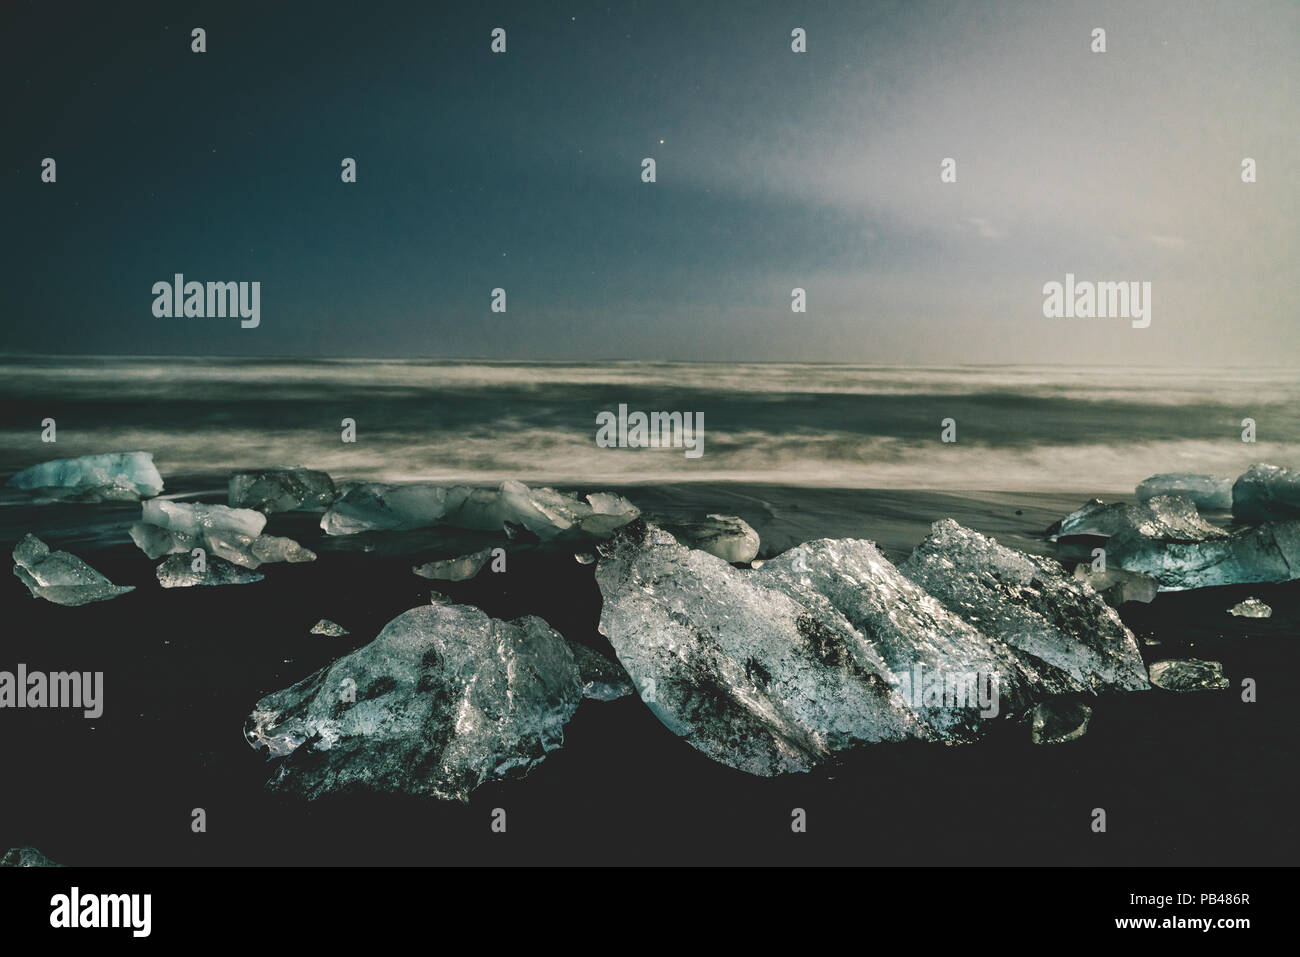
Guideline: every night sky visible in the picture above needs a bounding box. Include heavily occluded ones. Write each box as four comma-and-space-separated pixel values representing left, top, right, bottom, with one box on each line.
3, 0, 1295, 363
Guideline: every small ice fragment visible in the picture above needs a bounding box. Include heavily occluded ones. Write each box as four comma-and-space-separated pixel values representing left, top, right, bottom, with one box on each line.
1228, 597, 1272, 618
1148, 659, 1230, 692
250, 535, 316, 564
310, 619, 349, 637
7, 451, 164, 502
412, 548, 492, 582
1072, 565, 1158, 606
574, 552, 596, 565
156, 553, 264, 588
1031, 700, 1092, 744
568, 642, 634, 701
11, 534, 134, 606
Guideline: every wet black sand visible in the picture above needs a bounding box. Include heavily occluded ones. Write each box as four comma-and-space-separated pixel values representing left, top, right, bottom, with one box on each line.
1, 481, 1296, 865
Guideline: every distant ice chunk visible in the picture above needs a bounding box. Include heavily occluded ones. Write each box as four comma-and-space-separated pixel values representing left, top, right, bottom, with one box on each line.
1072, 565, 1158, 606
413, 548, 492, 582
1136, 473, 1232, 510
244, 603, 583, 802
7, 451, 163, 502
901, 520, 1150, 694
310, 619, 349, 637
1109, 519, 1300, 590
1228, 597, 1272, 618
1054, 495, 1226, 542
658, 514, 760, 563
1031, 700, 1092, 745
1148, 659, 1229, 692
250, 535, 317, 565
320, 483, 470, 535
321, 480, 639, 541
1232, 463, 1300, 522
228, 467, 336, 513
12, 534, 134, 606
156, 554, 264, 588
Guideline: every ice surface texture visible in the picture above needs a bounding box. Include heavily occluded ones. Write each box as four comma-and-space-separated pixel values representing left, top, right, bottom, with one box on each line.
245, 603, 582, 802
595, 520, 1146, 776
228, 467, 336, 513
7, 452, 163, 502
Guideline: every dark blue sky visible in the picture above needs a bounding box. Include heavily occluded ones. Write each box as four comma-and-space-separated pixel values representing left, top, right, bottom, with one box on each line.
3, 0, 1295, 363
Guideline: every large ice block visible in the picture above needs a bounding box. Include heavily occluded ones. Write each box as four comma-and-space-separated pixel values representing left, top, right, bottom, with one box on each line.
244, 603, 582, 802
7, 452, 164, 502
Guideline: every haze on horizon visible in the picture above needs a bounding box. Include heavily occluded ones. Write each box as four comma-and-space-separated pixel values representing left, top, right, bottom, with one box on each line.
3, 0, 1296, 367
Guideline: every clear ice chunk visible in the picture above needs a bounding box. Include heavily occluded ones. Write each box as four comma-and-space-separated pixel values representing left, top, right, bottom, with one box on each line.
901, 520, 1150, 693
1071, 565, 1158, 606
1054, 495, 1226, 542
129, 522, 198, 560
658, 514, 760, 563
595, 520, 1147, 777
1228, 597, 1272, 618
1136, 473, 1232, 510
412, 548, 492, 582
310, 618, 350, 637
1148, 658, 1229, 692
11, 534, 134, 606
228, 467, 336, 513
1232, 463, 1300, 522
244, 603, 583, 802
142, 500, 267, 539
156, 553, 264, 588
135, 501, 312, 568
7, 451, 164, 502
568, 642, 634, 701
320, 480, 638, 540
1109, 519, 1300, 590
1031, 700, 1092, 744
